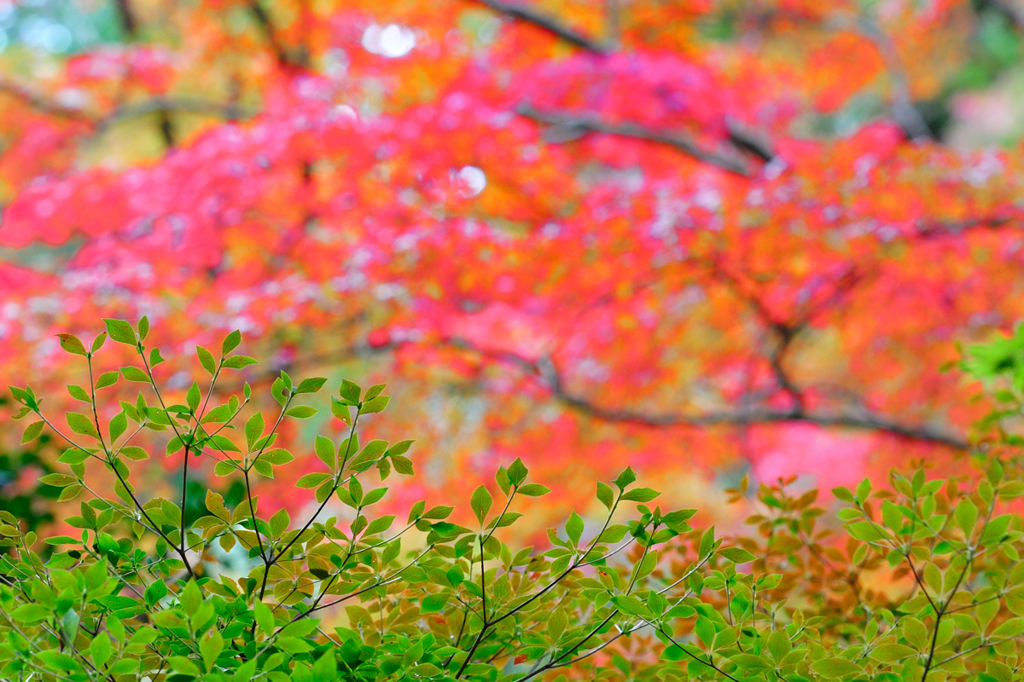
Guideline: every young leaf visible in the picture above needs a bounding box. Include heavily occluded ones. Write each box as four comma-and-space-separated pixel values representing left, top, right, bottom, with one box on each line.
103, 319, 137, 346
57, 333, 88, 356
315, 435, 335, 471
471, 485, 493, 525
197, 346, 217, 375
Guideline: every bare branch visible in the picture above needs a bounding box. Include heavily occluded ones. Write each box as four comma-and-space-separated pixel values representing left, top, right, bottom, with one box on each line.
913, 214, 1016, 240
978, 0, 1024, 32
95, 97, 255, 132
472, 0, 613, 53
446, 338, 970, 450
0, 79, 254, 134
0, 79, 90, 121
517, 103, 752, 175
248, 0, 305, 67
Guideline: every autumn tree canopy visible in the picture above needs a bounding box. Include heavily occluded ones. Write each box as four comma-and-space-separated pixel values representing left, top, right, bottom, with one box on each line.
2, 0, 1022, 516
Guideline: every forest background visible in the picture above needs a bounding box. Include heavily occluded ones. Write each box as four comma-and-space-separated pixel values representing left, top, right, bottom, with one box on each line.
1, 0, 1023, 535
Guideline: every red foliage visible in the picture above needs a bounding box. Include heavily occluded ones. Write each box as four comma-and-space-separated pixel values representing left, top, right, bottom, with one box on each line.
0, 0, 1015, 519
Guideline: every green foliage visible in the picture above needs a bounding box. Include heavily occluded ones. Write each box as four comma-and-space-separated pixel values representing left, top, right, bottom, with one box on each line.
4, 320, 1024, 681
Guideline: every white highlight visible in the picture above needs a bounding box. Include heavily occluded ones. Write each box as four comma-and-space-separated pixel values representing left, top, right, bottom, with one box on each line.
362, 24, 416, 59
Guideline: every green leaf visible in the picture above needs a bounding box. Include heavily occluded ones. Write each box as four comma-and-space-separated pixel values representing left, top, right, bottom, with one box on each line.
340, 380, 361, 404
767, 630, 791, 662
197, 346, 217, 375
89, 631, 112, 668
58, 448, 91, 465
245, 411, 264, 452
21, 420, 44, 444
855, 478, 872, 502
621, 487, 660, 503
869, 643, 916, 662
729, 653, 769, 672
565, 511, 585, 545
992, 617, 1024, 638
518, 483, 550, 497
810, 658, 861, 679
223, 355, 258, 369
11, 603, 50, 624
296, 472, 332, 489
138, 315, 150, 340
95, 371, 119, 389
361, 395, 390, 414
614, 595, 652, 618
145, 579, 168, 606
270, 508, 290, 539
103, 319, 137, 345
66, 412, 99, 438
365, 515, 396, 535
312, 651, 337, 682
471, 485, 493, 524
955, 497, 979, 537
166, 436, 184, 455
420, 594, 448, 614
847, 521, 888, 543
186, 382, 201, 412
120, 366, 150, 383
613, 467, 637, 490
200, 629, 224, 673
296, 377, 327, 394
118, 444, 149, 458
315, 435, 335, 471
91, 333, 107, 352
68, 384, 91, 402
168, 656, 202, 676
364, 383, 386, 401
719, 547, 756, 563
596, 481, 614, 510
286, 405, 318, 419
507, 457, 528, 485
57, 333, 88, 356
548, 608, 568, 641
109, 412, 127, 441
222, 330, 242, 355
253, 601, 275, 636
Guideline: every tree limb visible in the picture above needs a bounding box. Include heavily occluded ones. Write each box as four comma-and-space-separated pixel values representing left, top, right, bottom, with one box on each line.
441, 338, 969, 450
472, 0, 613, 53
0, 79, 254, 133
517, 103, 752, 175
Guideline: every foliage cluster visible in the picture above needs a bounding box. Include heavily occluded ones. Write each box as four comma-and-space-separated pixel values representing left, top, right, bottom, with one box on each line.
3, 319, 1024, 682
4, 0, 1024, 515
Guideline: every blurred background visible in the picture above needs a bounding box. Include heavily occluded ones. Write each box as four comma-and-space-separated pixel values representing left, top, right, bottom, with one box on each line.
1, 0, 1022, 536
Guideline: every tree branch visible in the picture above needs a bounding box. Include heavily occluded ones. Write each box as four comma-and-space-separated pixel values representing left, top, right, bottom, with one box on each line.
248, 0, 303, 67
472, 0, 613, 53
0, 79, 253, 134
445, 338, 970, 450
516, 103, 752, 175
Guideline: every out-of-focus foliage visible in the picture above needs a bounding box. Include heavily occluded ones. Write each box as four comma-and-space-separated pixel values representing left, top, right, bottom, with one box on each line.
5, 321, 1024, 681
3, 0, 1024, 519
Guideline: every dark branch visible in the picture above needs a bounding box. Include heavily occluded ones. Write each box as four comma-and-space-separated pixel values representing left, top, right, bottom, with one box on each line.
913, 215, 1017, 240
978, 0, 1024, 33
440, 338, 969, 450
472, 0, 613, 53
0, 80, 254, 135
726, 118, 775, 162
248, 0, 303, 67
0, 79, 90, 121
114, 0, 139, 39
95, 97, 254, 132
517, 103, 752, 175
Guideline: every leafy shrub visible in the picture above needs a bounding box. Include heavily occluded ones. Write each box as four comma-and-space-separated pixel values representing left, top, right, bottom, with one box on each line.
3, 318, 1024, 682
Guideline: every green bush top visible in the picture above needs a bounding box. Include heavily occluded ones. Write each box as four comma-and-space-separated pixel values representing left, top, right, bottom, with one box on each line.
3, 318, 1024, 682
